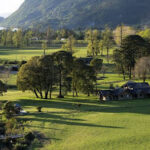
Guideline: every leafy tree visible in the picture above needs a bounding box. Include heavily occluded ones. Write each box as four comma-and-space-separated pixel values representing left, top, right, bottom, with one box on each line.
102, 26, 114, 63
62, 35, 75, 53
52, 51, 73, 98
13, 29, 23, 48
113, 24, 136, 46
46, 26, 52, 42
24, 30, 33, 46
99, 40, 104, 56
86, 29, 100, 56
71, 58, 96, 96
1, 31, 7, 46
79, 65, 96, 96
90, 58, 103, 94
113, 35, 150, 79
17, 55, 56, 99
138, 28, 150, 41
71, 59, 84, 97
42, 41, 47, 55
6, 30, 13, 46
113, 49, 126, 80
0, 80, 7, 96
134, 57, 150, 82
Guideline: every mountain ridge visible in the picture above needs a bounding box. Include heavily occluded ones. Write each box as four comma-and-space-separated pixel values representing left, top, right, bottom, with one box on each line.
1, 0, 150, 29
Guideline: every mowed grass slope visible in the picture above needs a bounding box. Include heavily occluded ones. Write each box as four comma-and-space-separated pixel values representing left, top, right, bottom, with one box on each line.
1, 46, 150, 149
1, 91, 150, 150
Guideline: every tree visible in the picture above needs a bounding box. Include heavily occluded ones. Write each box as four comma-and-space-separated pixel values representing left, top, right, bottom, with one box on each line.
102, 26, 114, 63
90, 58, 103, 94
113, 49, 126, 80
138, 28, 150, 41
0, 68, 11, 85
99, 40, 104, 56
39, 55, 57, 99
1, 31, 7, 46
13, 29, 23, 48
71, 58, 96, 97
79, 65, 96, 96
42, 41, 47, 55
17, 55, 56, 99
62, 35, 75, 53
52, 51, 73, 98
134, 57, 150, 82
6, 30, 13, 46
0, 80, 7, 96
71, 59, 84, 97
24, 30, 33, 46
86, 29, 100, 56
113, 24, 136, 46
113, 35, 150, 79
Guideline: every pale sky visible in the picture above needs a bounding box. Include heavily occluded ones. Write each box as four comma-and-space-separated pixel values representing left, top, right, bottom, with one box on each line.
0, 0, 24, 18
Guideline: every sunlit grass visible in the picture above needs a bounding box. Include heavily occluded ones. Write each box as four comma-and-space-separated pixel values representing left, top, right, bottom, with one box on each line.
1, 90, 150, 150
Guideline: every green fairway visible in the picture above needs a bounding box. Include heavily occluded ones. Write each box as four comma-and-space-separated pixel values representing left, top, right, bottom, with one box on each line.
1, 91, 150, 150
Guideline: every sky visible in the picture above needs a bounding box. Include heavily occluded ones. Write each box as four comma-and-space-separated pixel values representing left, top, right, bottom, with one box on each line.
0, 0, 24, 18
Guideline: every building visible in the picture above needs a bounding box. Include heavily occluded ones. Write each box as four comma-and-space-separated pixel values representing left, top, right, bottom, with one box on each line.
99, 81, 150, 101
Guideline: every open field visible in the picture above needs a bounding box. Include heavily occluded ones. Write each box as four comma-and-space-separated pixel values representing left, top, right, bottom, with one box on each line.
1, 91, 150, 150
0, 47, 114, 64
1, 46, 150, 150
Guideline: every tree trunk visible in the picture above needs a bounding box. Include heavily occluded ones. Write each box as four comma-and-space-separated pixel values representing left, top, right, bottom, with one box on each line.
121, 65, 126, 80
73, 89, 75, 97
49, 86, 52, 99
39, 91, 43, 99
58, 69, 64, 98
107, 47, 109, 63
33, 90, 39, 98
95, 78, 98, 95
129, 67, 132, 79
45, 90, 48, 99
76, 90, 78, 97
101, 47, 103, 56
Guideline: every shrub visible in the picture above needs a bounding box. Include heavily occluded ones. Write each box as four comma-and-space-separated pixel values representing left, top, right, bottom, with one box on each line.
37, 106, 42, 112
13, 142, 28, 150
109, 83, 115, 89
25, 132, 35, 145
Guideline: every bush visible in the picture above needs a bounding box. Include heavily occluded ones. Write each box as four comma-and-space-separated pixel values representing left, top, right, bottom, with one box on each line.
25, 132, 35, 145
109, 83, 115, 89
13, 142, 28, 150
37, 106, 42, 112
2, 101, 16, 119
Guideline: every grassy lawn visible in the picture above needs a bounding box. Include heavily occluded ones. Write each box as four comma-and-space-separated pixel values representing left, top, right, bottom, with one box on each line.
0, 47, 114, 64
1, 91, 150, 150
1, 46, 150, 150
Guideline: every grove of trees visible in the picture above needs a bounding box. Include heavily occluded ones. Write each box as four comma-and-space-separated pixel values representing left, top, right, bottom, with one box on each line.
17, 51, 101, 99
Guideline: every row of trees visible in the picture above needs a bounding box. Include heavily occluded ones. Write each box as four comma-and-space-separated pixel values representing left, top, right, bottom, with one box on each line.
0, 25, 139, 49
0, 29, 33, 48
17, 51, 103, 99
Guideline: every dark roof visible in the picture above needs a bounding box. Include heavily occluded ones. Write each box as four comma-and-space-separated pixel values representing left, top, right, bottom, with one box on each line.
100, 90, 113, 96
100, 82, 150, 97
122, 81, 150, 89
113, 88, 124, 96
79, 57, 93, 64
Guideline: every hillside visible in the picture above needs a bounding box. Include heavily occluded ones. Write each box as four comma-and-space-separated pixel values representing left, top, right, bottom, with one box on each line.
0, 17, 4, 23
1, 0, 150, 29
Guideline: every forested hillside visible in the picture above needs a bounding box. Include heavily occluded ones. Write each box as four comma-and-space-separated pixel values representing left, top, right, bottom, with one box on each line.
1, 0, 150, 29
0, 17, 4, 22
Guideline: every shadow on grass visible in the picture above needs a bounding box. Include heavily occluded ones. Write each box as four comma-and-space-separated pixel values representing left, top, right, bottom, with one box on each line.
23, 112, 123, 129
16, 97, 150, 115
